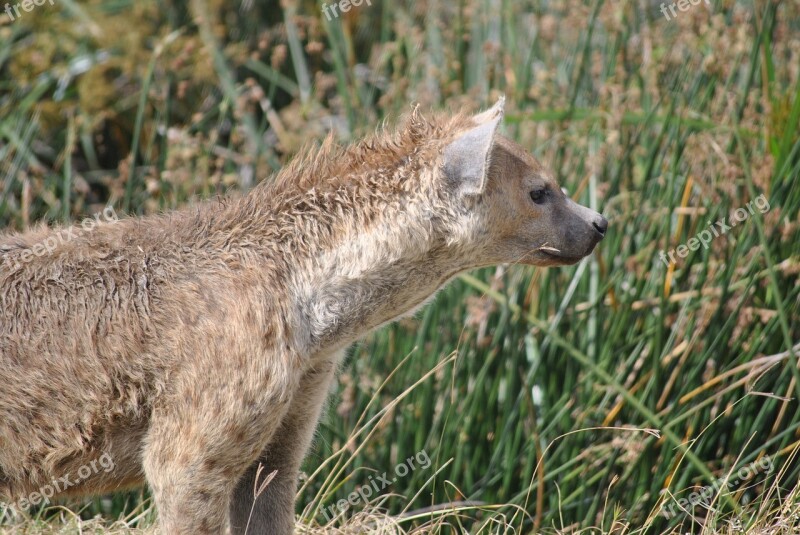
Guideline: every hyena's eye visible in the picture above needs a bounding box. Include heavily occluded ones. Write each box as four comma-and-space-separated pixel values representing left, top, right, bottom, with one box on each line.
529, 188, 547, 204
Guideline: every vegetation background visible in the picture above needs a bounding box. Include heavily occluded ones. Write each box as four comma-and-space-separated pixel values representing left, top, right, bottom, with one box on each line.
1, 0, 799, 533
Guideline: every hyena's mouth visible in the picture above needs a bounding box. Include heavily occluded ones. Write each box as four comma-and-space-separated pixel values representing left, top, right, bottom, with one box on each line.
536, 243, 597, 265
539, 249, 586, 265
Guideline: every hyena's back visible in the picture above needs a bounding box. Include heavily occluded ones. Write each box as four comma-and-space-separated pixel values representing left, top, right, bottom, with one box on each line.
0, 204, 261, 499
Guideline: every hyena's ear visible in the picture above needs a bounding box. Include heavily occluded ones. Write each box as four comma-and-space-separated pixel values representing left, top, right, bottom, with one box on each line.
443, 96, 505, 196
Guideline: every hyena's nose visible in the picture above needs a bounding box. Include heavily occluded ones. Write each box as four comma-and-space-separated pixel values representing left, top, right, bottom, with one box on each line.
592, 216, 608, 237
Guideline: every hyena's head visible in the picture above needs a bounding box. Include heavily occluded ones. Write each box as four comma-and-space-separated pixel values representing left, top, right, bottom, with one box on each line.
437, 98, 607, 267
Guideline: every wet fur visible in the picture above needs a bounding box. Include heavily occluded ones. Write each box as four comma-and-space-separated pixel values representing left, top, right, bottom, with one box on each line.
0, 101, 605, 533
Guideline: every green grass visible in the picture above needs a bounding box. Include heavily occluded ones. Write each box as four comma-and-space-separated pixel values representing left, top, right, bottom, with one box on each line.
1, 0, 800, 532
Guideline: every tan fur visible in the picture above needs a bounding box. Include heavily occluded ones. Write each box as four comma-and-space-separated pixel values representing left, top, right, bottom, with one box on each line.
0, 99, 606, 534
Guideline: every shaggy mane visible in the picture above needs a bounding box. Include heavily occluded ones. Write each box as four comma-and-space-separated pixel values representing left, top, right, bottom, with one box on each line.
255, 107, 475, 201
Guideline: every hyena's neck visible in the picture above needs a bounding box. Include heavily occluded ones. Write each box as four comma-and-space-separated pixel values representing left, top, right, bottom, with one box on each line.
288, 201, 467, 358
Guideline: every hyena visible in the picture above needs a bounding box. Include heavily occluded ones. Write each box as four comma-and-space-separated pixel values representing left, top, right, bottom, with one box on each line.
0, 98, 607, 534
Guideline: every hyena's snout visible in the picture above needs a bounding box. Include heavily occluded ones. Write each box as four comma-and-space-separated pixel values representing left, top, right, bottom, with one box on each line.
591, 212, 608, 239
581, 204, 608, 255
589, 214, 608, 254
560, 198, 609, 259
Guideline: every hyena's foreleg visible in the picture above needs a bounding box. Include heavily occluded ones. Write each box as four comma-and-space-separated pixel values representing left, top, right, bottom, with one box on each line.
143, 345, 299, 535
229, 355, 338, 535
